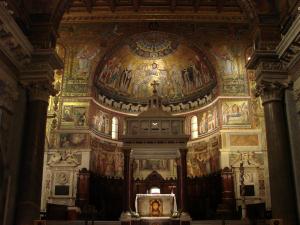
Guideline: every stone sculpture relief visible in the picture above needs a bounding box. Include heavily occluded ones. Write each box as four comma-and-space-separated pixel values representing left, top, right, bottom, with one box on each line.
230, 150, 261, 167
47, 148, 80, 166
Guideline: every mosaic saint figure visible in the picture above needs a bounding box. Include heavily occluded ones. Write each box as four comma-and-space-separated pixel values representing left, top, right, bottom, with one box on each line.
171, 64, 184, 96
212, 45, 236, 76
108, 61, 123, 88
73, 45, 100, 79
189, 59, 201, 88
149, 62, 162, 78
181, 63, 192, 92
157, 67, 169, 96
99, 57, 116, 83
222, 105, 230, 124
118, 64, 133, 92
199, 112, 208, 134
195, 55, 210, 84
132, 64, 150, 97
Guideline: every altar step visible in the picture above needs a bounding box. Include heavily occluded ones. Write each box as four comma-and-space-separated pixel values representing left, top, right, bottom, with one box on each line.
46, 220, 269, 225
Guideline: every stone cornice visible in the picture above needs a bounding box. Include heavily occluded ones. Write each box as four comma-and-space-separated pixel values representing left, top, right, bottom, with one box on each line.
0, 79, 18, 112
20, 49, 64, 84
245, 50, 278, 70
0, 3, 34, 69
61, 11, 249, 23
276, 16, 300, 70
255, 60, 289, 84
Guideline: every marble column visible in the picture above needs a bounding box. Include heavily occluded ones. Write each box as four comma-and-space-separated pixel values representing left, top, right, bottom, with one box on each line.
130, 158, 135, 211
15, 81, 57, 225
175, 158, 181, 209
253, 80, 297, 224
123, 148, 132, 213
179, 148, 188, 214
0, 81, 18, 225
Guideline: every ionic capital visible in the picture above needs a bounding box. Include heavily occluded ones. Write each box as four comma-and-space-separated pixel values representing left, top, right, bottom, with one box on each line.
22, 81, 58, 102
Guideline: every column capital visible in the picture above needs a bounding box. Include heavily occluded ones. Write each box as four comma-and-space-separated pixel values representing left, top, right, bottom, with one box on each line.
179, 148, 188, 156
123, 148, 131, 156
0, 80, 18, 112
252, 79, 290, 104
175, 158, 181, 166
22, 81, 58, 102
130, 158, 135, 165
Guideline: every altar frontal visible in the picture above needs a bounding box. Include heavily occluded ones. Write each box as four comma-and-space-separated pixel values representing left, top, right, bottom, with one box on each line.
136, 194, 177, 217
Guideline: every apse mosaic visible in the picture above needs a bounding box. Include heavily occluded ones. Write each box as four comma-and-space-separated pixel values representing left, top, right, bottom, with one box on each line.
94, 32, 217, 105
55, 22, 253, 117
221, 99, 251, 128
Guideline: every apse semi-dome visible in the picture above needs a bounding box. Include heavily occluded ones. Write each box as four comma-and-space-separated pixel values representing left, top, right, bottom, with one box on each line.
93, 32, 218, 113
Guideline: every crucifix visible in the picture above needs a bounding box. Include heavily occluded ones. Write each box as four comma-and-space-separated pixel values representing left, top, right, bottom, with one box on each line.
151, 80, 159, 94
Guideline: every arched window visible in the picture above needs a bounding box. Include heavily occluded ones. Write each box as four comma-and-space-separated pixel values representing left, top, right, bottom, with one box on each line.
112, 117, 118, 139
191, 116, 198, 139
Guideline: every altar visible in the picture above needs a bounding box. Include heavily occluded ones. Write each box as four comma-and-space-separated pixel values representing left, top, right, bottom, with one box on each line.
135, 194, 177, 217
